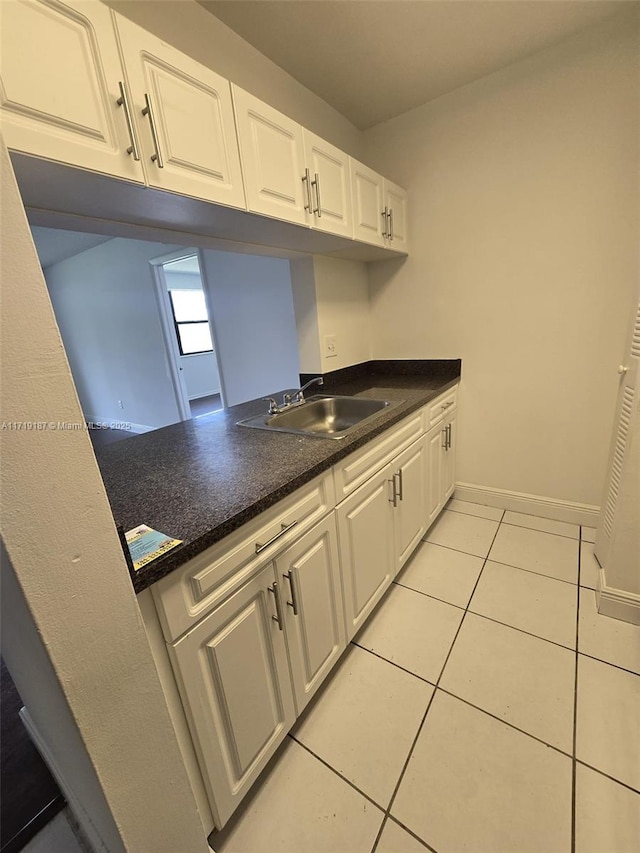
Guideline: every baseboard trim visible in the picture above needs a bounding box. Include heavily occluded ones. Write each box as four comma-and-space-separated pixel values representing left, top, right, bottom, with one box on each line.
596, 570, 640, 626
454, 482, 600, 526
86, 416, 155, 435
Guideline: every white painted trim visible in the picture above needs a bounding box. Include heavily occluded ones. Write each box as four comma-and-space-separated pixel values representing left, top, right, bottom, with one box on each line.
20, 708, 108, 853
596, 568, 640, 625
85, 417, 155, 435
454, 482, 600, 526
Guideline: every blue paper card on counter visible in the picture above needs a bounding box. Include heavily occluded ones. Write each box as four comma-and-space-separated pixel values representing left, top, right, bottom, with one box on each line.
125, 524, 182, 571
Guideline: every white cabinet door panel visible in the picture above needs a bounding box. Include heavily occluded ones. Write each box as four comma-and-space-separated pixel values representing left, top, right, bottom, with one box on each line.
442, 411, 457, 501
304, 130, 352, 237
350, 158, 385, 247
114, 13, 245, 208
426, 425, 445, 527
171, 562, 295, 827
337, 467, 395, 640
0, 0, 143, 181
395, 439, 427, 572
277, 515, 346, 714
384, 179, 409, 252
232, 85, 308, 225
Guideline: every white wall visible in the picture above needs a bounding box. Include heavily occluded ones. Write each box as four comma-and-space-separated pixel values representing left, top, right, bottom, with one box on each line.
0, 142, 210, 853
364, 12, 639, 509
291, 256, 372, 374
104, 0, 363, 159
43, 237, 185, 430
182, 352, 220, 399
200, 250, 300, 406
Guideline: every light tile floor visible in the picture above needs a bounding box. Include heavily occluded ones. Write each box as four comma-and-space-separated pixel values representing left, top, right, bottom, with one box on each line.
213, 499, 640, 853
26, 502, 640, 853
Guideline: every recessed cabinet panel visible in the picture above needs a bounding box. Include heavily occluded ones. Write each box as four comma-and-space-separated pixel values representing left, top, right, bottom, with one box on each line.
0, 0, 143, 181
426, 425, 445, 526
171, 563, 295, 827
442, 411, 457, 502
232, 85, 308, 225
384, 179, 409, 252
337, 468, 395, 639
304, 130, 352, 237
277, 516, 346, 714
114, 13, 245, 208
350, 158, 385, 247
395, 440, 427, 572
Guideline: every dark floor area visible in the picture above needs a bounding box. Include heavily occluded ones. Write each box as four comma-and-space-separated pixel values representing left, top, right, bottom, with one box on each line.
88, 426, 135, 451
190, 393, 223, 417
1, 658, 64, 853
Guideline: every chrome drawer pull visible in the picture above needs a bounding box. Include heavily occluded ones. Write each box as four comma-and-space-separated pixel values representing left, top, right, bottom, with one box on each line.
255, 520, 298, 554
283, 570, 300, 616
267, 582, 284, 630
116, 81, 140, 161
142, 93, 164, 168
302, 168, 313, 214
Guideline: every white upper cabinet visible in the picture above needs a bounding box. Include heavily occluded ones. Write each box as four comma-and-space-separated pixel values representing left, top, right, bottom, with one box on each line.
350, 159, 385, 247
0, 0, 144, 182
113, 13, 245, 209
232, 85, 308, 226
384, 179, 409, 252
303, 130, 353, 237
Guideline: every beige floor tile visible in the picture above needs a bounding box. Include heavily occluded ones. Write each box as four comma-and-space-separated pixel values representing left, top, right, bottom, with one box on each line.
392, 691, 572, 853
292, 645, 432, 808
424, 510, 499, 557
580, 544, 602, 589
581, 526, 597, 544
356, 584, 463, 683
376, 819, 429, 853
440, 613, 575, 752
396, 541, 484, 608
579, 588, 640, 675
214, 738, 383, 853
575, 763, 640, 853
489, 524, 579, 583
503, 510, 579, 539
469, 561, 577, 649
577, 655, 640, 791
445, 498, 503, 521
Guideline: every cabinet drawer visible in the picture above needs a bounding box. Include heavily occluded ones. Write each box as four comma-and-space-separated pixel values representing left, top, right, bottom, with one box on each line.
152, 471, 335, 642
333, 410, 424, 502
426, 387, 457, 429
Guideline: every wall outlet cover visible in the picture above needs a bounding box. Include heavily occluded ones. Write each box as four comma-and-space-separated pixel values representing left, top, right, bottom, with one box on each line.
324, 334, 337, 358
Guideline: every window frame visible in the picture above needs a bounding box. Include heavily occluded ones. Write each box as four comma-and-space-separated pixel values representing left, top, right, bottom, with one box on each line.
168, 289, 214, 356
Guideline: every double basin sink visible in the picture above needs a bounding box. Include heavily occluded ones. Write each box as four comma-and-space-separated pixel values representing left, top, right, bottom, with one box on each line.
238, 395, 394, 439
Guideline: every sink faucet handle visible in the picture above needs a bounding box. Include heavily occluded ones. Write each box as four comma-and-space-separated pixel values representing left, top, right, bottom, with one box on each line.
282, 393, 293, 407
263, 397, 280, 415
295, 375, 324, 404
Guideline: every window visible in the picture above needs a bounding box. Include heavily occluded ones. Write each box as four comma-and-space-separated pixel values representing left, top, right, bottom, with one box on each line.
169, 290, 213, 355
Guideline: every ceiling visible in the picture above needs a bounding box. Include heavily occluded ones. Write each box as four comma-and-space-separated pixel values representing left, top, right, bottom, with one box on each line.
199, 1, 631, 129
30, 226, 113, 269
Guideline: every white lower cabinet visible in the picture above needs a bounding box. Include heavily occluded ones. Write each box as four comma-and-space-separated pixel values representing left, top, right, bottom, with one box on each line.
276, 514, 346, 715
337, 463, 396, 641
425, 407, 457, 527
392, 438, 427, 573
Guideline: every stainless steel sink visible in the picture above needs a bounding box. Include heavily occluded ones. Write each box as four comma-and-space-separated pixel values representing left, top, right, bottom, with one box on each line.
238, 395, 393, 439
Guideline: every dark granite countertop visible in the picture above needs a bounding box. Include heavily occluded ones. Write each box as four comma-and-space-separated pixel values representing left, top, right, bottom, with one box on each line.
96, 360, 461, 592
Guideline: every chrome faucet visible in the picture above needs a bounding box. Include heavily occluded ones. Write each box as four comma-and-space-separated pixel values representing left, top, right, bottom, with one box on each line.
263, 377, 324, 415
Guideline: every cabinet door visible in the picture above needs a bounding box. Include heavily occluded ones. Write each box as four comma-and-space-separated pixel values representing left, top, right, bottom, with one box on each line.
337, 465, 395, 640
303, 130, 353, 237
232, 85, 308, 225
442, 411, 457, 502
384, 179, 409, 252
394, 439, 427, 573
350, 158, 385, 247
113, 13, 245, 208
170, 562, 295, 828
276, 515, 346, 715
0, 0, 143, 182
425, 425, 446, 528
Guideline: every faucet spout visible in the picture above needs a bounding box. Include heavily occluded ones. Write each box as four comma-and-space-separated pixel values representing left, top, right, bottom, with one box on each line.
294, 376, 324, 404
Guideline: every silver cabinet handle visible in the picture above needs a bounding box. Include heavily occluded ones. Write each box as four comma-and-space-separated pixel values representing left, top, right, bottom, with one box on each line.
447, 423, 452, 450
442, 427, 448, 449
396, 468, 404, 501
283, 570, 299, 616
116, 81, 140, 161
388, 477, 398, 507
255, 520, 298, 554
381, 206, 388, 237
142, 93, 164, 168
440, 400, 454, 411
388, 207, 394, 241
302, 168, 313, 214
268, 582, 284, 630
312, 172, 322, 217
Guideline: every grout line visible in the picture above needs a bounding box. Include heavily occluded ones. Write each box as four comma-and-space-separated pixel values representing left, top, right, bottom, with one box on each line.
571, 536, 582, 853
393, 580, 468, 612
385, 815, 440, 852
443, 506, 505, 523
484, 557, 579, 588
500, 519, 580, 541
435, 686, 573, 759
351, 640, 438, 688
575, 760, 640, 796
287, 734, 385, 813
419, 538, 493, 560
577, 651, 640, 679
371, 519, 504, 853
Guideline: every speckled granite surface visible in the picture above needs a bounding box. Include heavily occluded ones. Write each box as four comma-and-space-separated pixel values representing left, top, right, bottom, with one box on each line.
95, 360, 461, 592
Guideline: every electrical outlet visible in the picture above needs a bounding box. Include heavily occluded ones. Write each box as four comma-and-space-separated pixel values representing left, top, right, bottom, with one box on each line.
324, 334, 337, 358
118, 400, 124, 409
